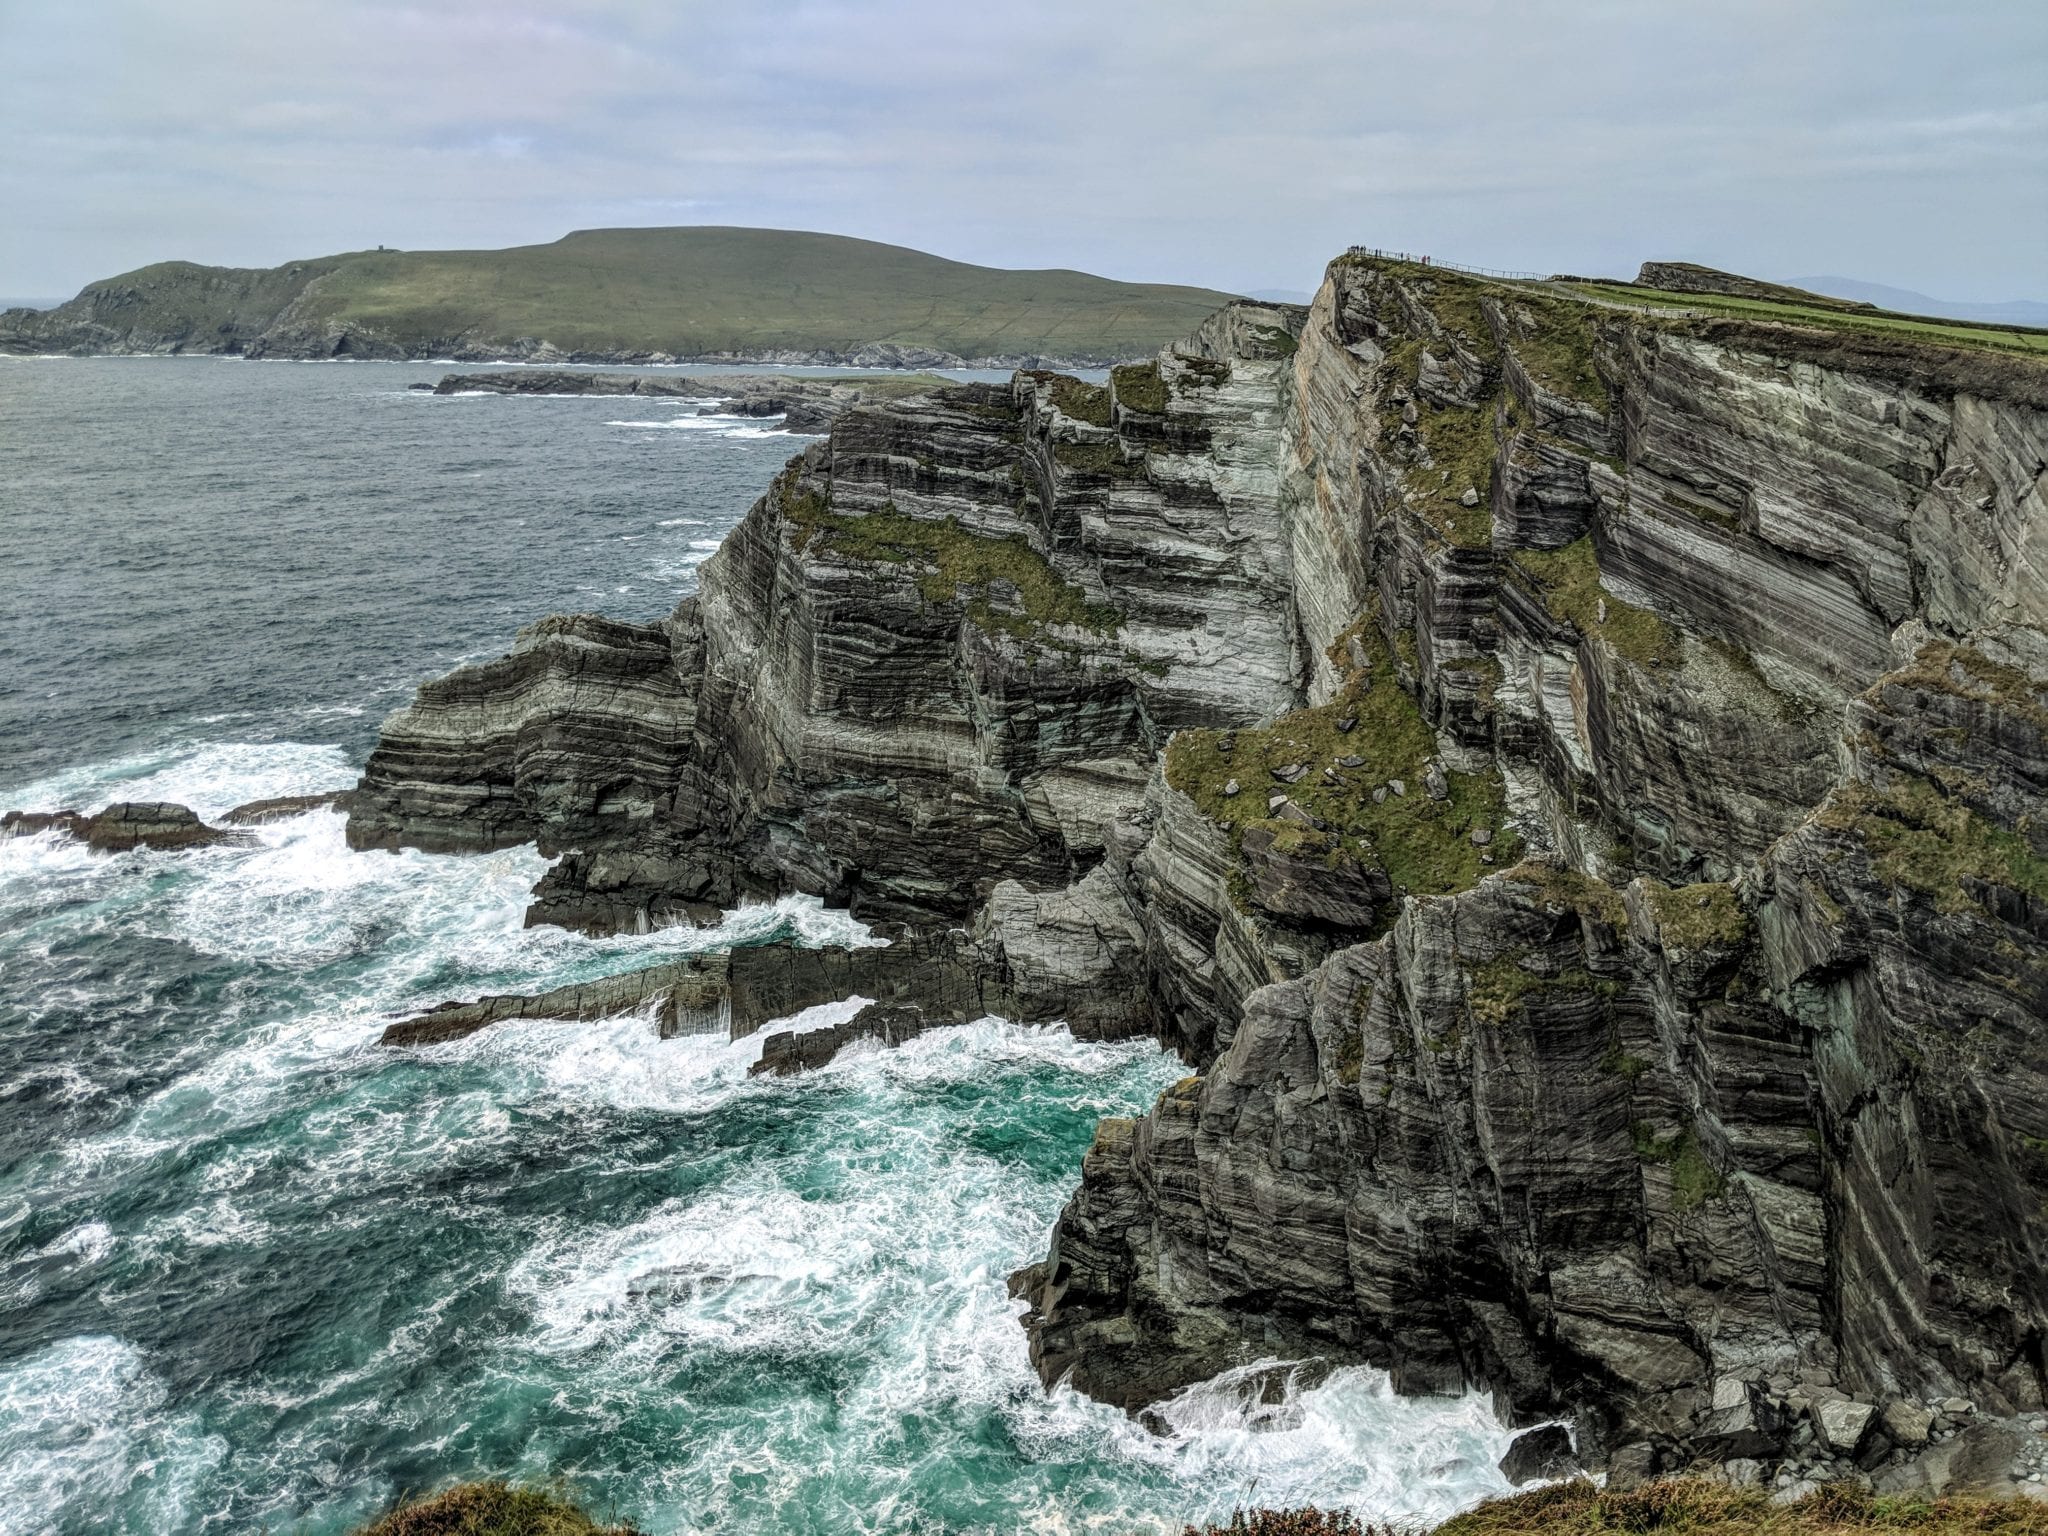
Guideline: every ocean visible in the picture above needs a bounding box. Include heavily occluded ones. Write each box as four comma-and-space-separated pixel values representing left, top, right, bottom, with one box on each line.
0, 357, 1518, 1534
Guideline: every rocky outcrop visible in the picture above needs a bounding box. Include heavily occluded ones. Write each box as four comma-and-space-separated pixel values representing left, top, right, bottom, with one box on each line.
349, 251, 2048, 1493
427, 370, 951, 433
2, 801, 255, 852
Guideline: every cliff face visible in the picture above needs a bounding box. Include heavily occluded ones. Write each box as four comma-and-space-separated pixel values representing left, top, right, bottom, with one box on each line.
347, 255, 2048, 1491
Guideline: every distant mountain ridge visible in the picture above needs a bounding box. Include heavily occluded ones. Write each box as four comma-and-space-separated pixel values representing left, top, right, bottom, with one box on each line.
0, 227, 1242, 367
1791, 275, 2048, 329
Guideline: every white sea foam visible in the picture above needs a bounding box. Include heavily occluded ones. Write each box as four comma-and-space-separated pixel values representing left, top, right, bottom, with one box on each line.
4, 739, 355, 819
1, 735, 1523, 1532
0, 1335, 227, 1536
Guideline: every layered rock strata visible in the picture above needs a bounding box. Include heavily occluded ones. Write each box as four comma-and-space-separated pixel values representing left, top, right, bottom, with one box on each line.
348, 259, 2048, 1493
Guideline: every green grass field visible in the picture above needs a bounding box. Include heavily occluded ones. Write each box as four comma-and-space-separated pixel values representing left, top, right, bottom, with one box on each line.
28, 227, 1239, 362
1559, 279, 2048, 356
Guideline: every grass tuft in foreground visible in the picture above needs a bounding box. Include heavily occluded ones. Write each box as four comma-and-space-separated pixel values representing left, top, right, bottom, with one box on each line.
1194, 1480, 2048, 1536
353, 1481, 640, 1536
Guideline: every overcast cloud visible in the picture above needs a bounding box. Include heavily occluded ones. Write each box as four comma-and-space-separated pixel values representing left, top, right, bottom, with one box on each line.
2, 1, 2042, 302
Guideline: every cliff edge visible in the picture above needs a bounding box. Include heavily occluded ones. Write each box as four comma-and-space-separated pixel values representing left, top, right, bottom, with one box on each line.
345, 252, 2048, 1496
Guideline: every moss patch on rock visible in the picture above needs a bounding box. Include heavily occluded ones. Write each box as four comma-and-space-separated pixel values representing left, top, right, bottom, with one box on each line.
1052, 438, 1143, 478
1165, 627, 1519, 901
1633, 1124, 1727, 1211
1499, 861, 1631, 930
779, 477, 1122, 638
1111, 360, 1169, 414
1821, 774, 2048, 916
1429, 1475, 2044, 1535
1501, 293, 1612, 410
1374, 335, 1497, 550
1467, 957, 1619, 1026
1033, 371, 1112, 427
1642, 879, 1750, 949
1511, 535, 1681, 669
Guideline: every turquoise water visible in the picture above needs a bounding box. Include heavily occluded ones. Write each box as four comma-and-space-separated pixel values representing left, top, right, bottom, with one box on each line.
0, 361, 1518, 1534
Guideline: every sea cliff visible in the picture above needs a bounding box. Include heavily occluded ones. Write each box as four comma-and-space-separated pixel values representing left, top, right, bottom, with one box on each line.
343, 252, 2048, 1498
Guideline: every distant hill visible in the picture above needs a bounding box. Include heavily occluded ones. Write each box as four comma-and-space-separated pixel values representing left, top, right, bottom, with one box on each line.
1791, 275, 2048, 329
0, 227, 1242, 367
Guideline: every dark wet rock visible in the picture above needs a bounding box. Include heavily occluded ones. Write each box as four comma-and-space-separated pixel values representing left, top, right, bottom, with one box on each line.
220, 791, 351, 825
3, 801, 252, 852
750, 1002, 936, 1076
1500, 1425, 1579, 1485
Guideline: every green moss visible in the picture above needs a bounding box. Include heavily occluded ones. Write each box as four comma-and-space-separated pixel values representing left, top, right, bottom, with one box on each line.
1375, 336, 1497, 550
1334, 1026, 1365, 1085
1164, 626, 1519, 900
779, 480, 1121, 639
1562, 277, 2048, 358
1111, 360, 1169, 414
1511, 536, 1681, 669
1038, 372, 1112, 427
1667, 489, 1743, 530
1417, 281, 1499, 365
1891, 639, 2048, 731
1173, 353, 1231, 389
1431, 1473, 2048, 1536
1821, 775, 2048, 915
1602, 1044, 1652, 1080
1643, 880, 1750, 949
1052, 438, 1142, 477
1634, 1124, 1726, 1211
1468, 957, 1619, 1025
1503, 293, 1611, 410
353, 1481, 639, 1536
1439, 653, 1504, 711
1256, 325, 1299, 357
1499, 861, 1629, 929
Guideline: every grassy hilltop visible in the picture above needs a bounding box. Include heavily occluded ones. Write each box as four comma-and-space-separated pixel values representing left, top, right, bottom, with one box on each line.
0, 227, 1241, 364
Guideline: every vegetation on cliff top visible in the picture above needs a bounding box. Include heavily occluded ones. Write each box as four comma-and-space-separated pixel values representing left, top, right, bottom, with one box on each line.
1112, 360, 1172, 413
1562, 278, 2048, 357
1028, 370, 1114, 427
354, 1479, 2048, 1536
1165, 626, 1520, 903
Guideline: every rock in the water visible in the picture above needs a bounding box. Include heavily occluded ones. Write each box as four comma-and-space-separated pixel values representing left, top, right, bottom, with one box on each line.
3, 801, 252, 853
1499, 1424, 1578, 1485
220, 791, 351, 825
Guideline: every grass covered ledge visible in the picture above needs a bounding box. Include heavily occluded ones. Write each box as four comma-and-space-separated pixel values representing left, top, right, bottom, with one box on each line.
1184, 1480, 2048, 1536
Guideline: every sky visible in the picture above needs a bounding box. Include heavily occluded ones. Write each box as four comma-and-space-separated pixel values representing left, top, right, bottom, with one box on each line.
1, 0, 2043, 303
